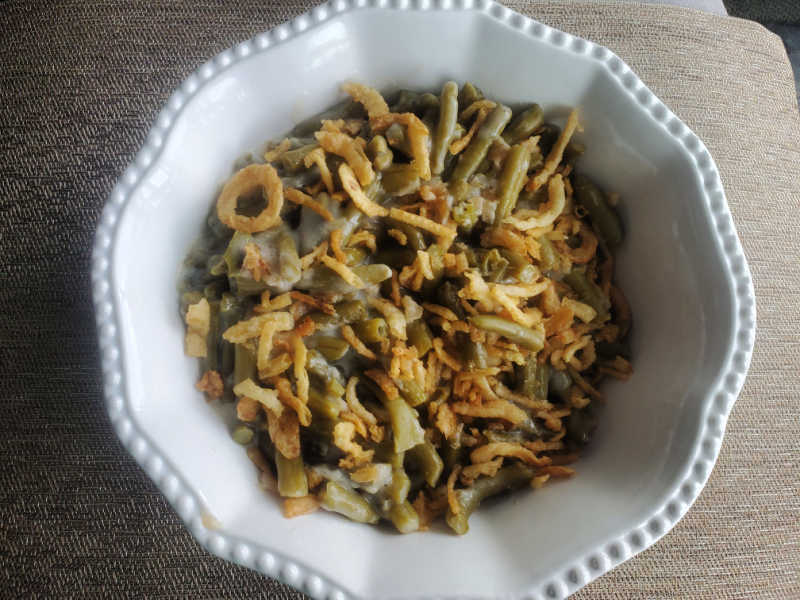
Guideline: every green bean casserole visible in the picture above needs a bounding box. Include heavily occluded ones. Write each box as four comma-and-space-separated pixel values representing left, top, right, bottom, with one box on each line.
179, 82, 633, 534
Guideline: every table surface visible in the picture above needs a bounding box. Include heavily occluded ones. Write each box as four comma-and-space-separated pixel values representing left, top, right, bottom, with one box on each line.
2, 1, 799, 598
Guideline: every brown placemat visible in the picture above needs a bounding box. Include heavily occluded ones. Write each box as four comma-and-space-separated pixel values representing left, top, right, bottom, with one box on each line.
1, 1, 798, 598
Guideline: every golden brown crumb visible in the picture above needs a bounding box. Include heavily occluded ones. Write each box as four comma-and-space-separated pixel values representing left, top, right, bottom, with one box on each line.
195, 370, 223, 400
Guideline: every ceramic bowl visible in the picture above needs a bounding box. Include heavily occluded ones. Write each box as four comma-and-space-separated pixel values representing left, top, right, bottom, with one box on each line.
92, 1, 756, 598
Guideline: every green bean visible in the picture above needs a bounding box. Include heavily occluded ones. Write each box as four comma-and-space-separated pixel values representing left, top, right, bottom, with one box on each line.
431, 81, 459, 175
335, 299, 367, 323
407, 320, 434, 357
420, 243, 445, 294
387, 501, 420, 533
451, 104, 512, 182
275, 452, 308, 498
407, 440, 444, 487
390, 89, 421, 113
367, 135, 394, 171
203, 300, 220, 372
308, 311, 338, 328
445, 464, 534, 535
319, 481, 379, 524
233, 343, 257, 384
307, 385, 345, 422
389, 453, 411, 505
573, 174, 624, 248
418, 92, 440, 112
463, 338, 489, 370
208, 254, 227, 277
436, 281, 466, 319
469, 314, 545, 351
277, 231, 302, 284
548, 368, 573, 402
351, 318, 387, 344
279, 143, 318, 172
372, 247, 416, 270
451, 195, 480, 233
442, 441, 467, 472
477, 248, 509, 282
396, 379, 426, 407
499, 248, 537, 283
343, 246, 367, 266
516, 356, 548, 399
537, 235, 560, 272
231, 425, 254, 445
502, 104, 544, 145
495, 141, 534, 223
386, 218, 426, 251
353, 264, 392, 285
315, 336, 350, 361
385, 123, 413, 157
563, 269, 611, 321
382, 392, 425, 454
218, 293, 243, 377
290, 99, 363, 137
381, 163, 420, 196
458, 82, 484, 110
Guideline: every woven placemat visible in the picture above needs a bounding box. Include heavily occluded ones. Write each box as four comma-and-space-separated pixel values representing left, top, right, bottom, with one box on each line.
1, 1, 798, 598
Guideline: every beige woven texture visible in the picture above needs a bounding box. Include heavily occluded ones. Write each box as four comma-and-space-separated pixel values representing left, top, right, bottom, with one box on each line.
1, 1, 798, 598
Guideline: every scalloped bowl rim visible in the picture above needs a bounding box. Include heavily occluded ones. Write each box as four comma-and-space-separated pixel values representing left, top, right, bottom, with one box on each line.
91, 1, 756, 598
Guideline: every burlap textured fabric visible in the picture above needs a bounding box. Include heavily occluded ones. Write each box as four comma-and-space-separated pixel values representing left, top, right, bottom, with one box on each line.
1, 1, 798, 598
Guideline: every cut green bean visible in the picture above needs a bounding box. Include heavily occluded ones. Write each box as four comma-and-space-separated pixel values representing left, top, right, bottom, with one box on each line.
382, 393, 425, 454
563, 269, 611, 321
385, 123, 413, 157
436, 281, 466, 319
445, 464, 534, 534
381, 163, 420, 196
495, 140, 534, 223
407, 440, 444, 487
431, 81, 459, 175
502, 104, 544, 145
279, 143, 319, 172
573, 174, 624, 248
315, 336, 350, 361
537, 235, 560, 272
231, 425, 254, 445
367, 135, 394, 171
335, 299, 367, 323
387, 500, 420, 533
407, 320, 434, 357
275, 452, 308, 498
516, 356, 549, 399
319, 481, 379, 524
451, 104, 512, 182
396, 379, 426, 407
218, 293, 243, 378
469, 314, 545, 351
463, 339, 489, 370
457, 82, 484, 110
233, 343, 257, 384
351, 318, 387, 344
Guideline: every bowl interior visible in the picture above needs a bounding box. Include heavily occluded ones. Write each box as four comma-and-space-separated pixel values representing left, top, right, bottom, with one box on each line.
111, 7, 736, 598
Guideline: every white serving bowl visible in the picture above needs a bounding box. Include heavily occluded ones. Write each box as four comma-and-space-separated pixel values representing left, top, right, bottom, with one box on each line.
92, 1, 756, 598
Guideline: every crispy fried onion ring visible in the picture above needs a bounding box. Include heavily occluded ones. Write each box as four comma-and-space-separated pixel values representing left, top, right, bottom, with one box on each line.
216, 163, 284, 233
554, 217, 598, 264
504, 173, 566, 231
